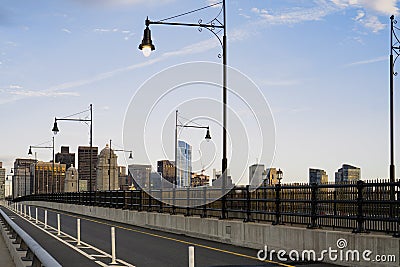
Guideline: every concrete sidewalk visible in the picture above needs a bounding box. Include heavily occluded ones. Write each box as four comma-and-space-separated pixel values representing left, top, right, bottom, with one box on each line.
0, 229, 15, 267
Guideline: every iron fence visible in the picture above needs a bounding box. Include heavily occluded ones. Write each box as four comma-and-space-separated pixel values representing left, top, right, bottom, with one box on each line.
14, 180, 400, 236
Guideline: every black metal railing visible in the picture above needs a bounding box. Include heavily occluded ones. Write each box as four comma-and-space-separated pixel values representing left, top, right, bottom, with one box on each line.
14, 179, 400, 236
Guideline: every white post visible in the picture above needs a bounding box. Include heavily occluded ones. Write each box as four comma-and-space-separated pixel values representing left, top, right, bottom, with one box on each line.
111, 227, 116, 264
189, 246, 195, 267
23, 204, 26, 217
35, 208, 38, 224
57, 214, 61, 236
77, 219, 81, 246
44, 210, 47, 229
28, 206, 31, 220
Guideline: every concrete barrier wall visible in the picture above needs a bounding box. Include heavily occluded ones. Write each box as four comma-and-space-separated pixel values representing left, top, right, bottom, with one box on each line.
24, 201, 399, 267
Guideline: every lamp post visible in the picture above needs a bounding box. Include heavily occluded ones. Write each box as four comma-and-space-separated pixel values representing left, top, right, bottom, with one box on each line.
108, 139, 133, 191
52, 104, 93, 193
277, 169, 283, 185
390, 15, 399, 206
139, 1, 227, 218
28, 137, 54, 194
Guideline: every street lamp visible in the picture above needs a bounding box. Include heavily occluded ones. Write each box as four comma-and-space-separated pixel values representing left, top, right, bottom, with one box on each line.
139, 0, 228, 218
108, 139, 133, 191
52, 104, 93, 192
277, 169, 283, 185
28, 137, 55, 194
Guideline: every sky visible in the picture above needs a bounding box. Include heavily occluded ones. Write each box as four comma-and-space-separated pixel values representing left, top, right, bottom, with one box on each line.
1, 0, 399, 185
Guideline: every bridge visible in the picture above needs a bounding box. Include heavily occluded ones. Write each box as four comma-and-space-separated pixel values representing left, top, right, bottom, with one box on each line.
1, 181, 399, 267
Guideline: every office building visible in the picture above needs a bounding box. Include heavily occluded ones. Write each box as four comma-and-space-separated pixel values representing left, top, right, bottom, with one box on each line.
33, 161, 66, 194
78, 146, 98, 191
13, 158, 36, 198
96, 144, 119, 191
128, 164, 151, 189
55, 146, 75, 167
264, 168, 279, 186
335, 164, 361, 183
249, 164, 265, 187
309, 168, 328, 184
118, 166, 128, 190
0, 162, 5, 200
157, 160, 175, 185
177, 140, 192, 187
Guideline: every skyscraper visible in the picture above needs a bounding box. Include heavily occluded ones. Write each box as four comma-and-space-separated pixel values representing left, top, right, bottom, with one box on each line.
55, 146, 75, 167
96, 144, 119, 191
157, 160, 175, 185
309, 168, 328, 184
249, 164, 265, 187
0, 162, 5, 200
335, 164, 360, 183
13, 158, 36, 198
32, 161, 66, 194
78, 146, 98, 191
177, 140, 192, 187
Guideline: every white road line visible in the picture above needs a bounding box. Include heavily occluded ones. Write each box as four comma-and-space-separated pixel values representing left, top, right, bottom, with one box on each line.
6, 206, 135, 267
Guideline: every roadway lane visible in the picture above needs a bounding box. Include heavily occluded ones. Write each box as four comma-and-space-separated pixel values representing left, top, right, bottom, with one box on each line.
0, 206, 98, 267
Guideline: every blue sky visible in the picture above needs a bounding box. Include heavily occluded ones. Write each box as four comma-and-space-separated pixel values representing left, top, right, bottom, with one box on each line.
0, 0, 399, 184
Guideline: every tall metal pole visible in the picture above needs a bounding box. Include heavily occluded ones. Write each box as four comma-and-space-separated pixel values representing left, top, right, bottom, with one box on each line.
90, 104, 93, 194
390, 15, 395, 185
221, 0, 227, 219
52, 136, 55, 193
175, 110, 178, 188
109, 139, 112, 191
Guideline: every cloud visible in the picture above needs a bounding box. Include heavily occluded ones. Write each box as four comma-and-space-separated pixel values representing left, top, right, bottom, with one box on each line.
9, 90, 80, 97
62, 28, 72, 34
345, 56, 387, 67
332, 0, 398, 15
72, 0, 174, 7
360, 15, 386, 32
93, 28, 135, 40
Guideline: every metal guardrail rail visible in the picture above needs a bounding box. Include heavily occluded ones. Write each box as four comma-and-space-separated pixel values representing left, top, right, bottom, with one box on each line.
0, 208, 61, 267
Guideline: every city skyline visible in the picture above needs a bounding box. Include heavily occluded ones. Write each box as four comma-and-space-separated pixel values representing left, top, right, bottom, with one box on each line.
1, 0, 400, 183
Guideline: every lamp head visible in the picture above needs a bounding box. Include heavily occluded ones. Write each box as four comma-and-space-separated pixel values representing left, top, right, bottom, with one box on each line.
205, 128, 211, 141
139, 26, 155, 57
129, 151, 133, 159
28, 147, 32, 155
52, 120, 59, 135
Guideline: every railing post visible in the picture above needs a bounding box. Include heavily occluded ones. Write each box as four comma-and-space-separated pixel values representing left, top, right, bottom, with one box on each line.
307, 183, 319, 229
158, 188, 163, 213
272, 183, 283, 225
148, 188, 152, 212
188, 246, 195, 267
185, 187, 190, 216
44, 210, 48, 229
394, 187, 400, 238
57, 214, 61, 236
171, 186, 176, 215
77, 219, 81, 246
201, 186, 207, 218
352, 180, 368, 233
138, 189, 143, 211
244, 185, 254, 222
110, 227, 116, 264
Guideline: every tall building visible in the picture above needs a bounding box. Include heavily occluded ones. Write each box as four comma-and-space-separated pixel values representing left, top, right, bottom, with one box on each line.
335, 164, 360, 183
249, 164, 265, 186
0, 162, 5, 200
128, 164, 151, 189
55, 146, 75, 167
264, 168, 279, 186
177, 140, 192, 187
13, 158, 36, 198
78, 146, 98, 191
33, 161, 66, 194
96, 144, 119, 191
309, 168, 328, 184
157, 160, 175, 185
64, 165, 78, 192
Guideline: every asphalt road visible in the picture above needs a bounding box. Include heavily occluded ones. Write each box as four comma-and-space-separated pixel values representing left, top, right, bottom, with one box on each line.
1, 205, 338, 267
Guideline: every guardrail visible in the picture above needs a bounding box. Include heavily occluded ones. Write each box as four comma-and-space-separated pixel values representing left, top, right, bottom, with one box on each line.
14, 179, 400, 236
0, 208, 61, 267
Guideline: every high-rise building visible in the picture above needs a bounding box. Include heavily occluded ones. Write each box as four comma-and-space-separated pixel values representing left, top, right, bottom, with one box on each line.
118, 166, 128, 190
264, 168, 279, 186
78, 146, 98, 191
55, 146, 75, 167
128, 164, 151, 189
0, 162, 5, 200
96, 144, 119, 191
177, 140, 192, 187
13, 158, 36, 198
309, 168, 328, 184
157, 160, 175, 185
33, 161, 66, 194
335, 164, 360, 183
249, 164, 265, 187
